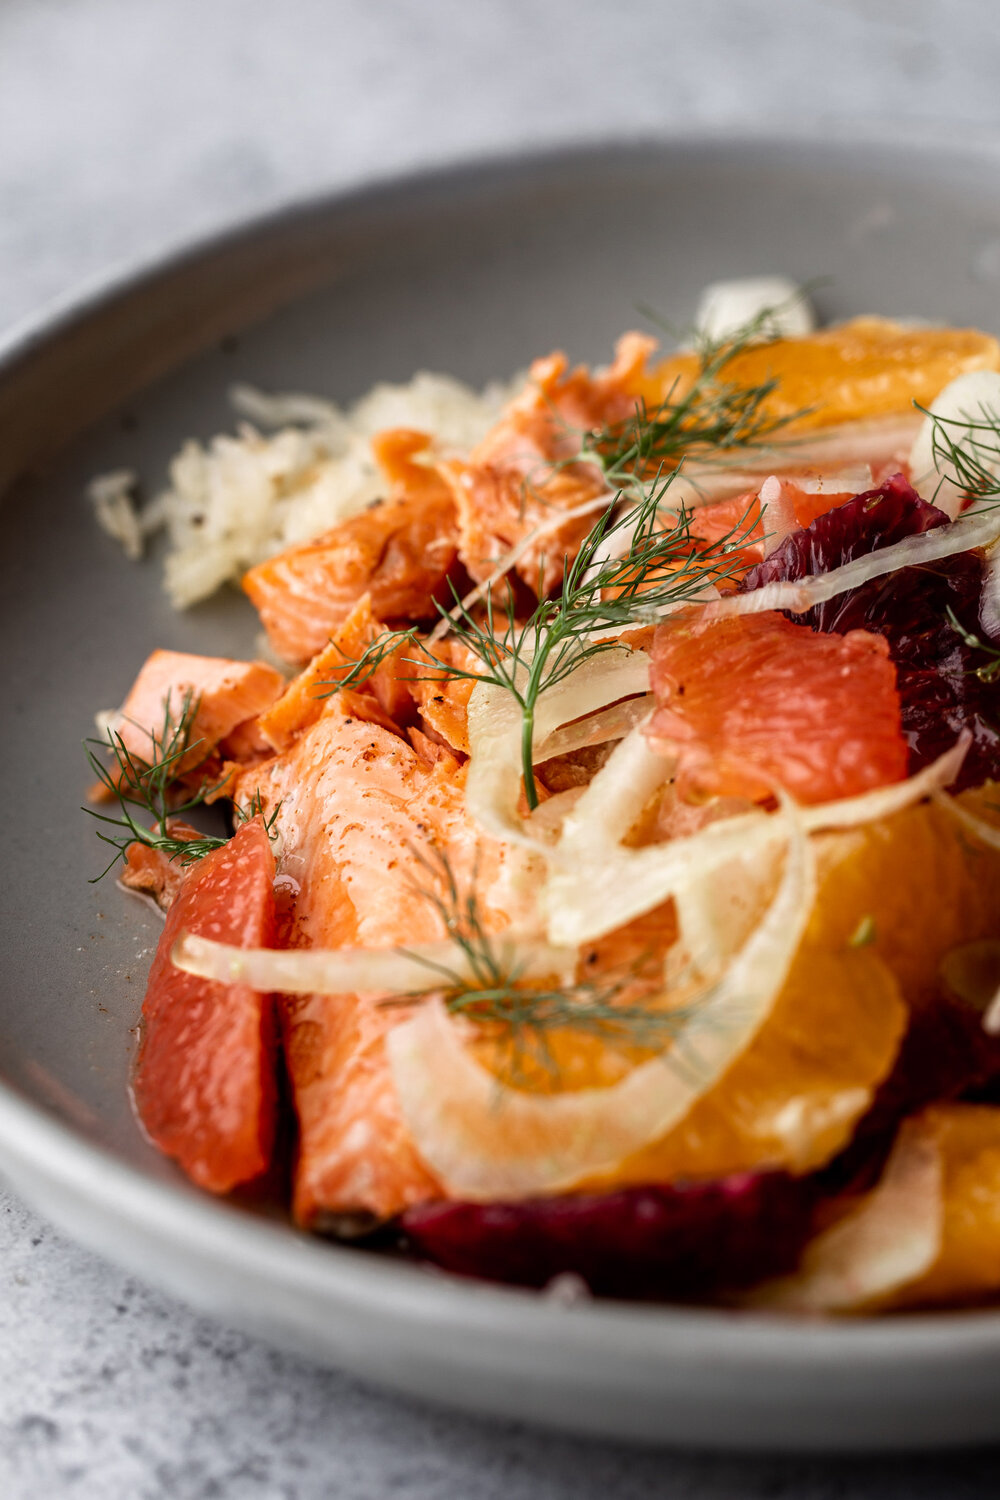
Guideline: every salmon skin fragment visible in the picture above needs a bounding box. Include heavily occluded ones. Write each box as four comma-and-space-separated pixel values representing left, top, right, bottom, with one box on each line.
741, 473, 1000, 788
114, 649, 285, 775
646, 610, 907, 805
243, 430, 459, 665
133, 818, 279, 1194
402, 1171, 815, 1300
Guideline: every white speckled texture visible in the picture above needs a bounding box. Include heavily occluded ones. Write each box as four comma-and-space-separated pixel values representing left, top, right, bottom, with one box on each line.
4, 1, 1000, 1493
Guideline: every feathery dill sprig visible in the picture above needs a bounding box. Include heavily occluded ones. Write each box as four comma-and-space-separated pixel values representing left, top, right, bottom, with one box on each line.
84, 691, 227, 879
395, 846, 689, 1086
83, 692, 278, 880
323, 471, 758, 808
327, 627, 421, 695
914, 398, 1000, 509
945, 606, 1000, 683
323, 301, 796, 806
584, 301, 809, 488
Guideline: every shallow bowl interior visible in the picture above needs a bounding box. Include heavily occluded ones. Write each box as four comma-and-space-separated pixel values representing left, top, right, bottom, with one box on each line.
4, 137, 1000, 1450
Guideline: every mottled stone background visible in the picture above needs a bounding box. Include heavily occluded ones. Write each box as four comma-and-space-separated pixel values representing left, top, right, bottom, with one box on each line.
4, 1, 1000, 1494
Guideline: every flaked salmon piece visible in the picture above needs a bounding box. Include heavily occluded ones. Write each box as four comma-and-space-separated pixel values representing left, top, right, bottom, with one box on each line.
445, 335, 657, 595
120, 820, 204, 911
398, 636, 482, 756
219, 715, 277, 764
236, 702, 519, 1230
114, 649, 285, 776
408, 726, 463, 771
259, 595, 413, 753
243, 430, 460, 665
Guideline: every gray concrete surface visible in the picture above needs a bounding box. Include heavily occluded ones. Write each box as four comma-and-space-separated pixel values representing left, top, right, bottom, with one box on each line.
4, 1, 1000, 1494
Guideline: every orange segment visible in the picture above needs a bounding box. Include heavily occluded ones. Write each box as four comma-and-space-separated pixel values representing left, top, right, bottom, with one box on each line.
591, 900, 905, 1190
903, 1104, 1000, 1306
653, 317, 1000, 432
646, 611, 908, 805
810, 789, 1000, 1013
470, 792, 1000, 1195
754, 1104, 1000, 1312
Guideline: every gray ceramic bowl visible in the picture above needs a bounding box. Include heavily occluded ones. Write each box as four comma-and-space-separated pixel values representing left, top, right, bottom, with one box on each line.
4, 135, 1000, 1451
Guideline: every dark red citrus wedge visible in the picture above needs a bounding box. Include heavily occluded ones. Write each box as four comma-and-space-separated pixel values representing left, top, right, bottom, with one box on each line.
740, 473, 1000, 788
401, 1171, 815, 1299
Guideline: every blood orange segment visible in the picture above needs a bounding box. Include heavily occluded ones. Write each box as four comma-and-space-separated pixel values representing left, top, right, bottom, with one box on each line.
646, 610, 908, 805
740, 473, 1000, 788
133, 818, 279, 1194
739, 473, 949, 619
402, 1170, 815, 1299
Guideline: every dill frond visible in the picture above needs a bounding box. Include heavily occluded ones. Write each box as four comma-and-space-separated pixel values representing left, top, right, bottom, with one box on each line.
945, 606, 1000, 683
585, 301, 810, 488
83, 690, 228, 880
327, 473, 758, 808
914, 399, 1000, 509
319, 627, 421, 695
394, 845, 690, 1087
320, 302, 799, 809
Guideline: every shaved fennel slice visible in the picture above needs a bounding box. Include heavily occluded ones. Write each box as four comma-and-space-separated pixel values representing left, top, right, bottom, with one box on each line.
931, 784, 1000, 853
464, 648, 651, 844
388, 806, 814, 1200
933, 791, 1000, 1033
758, 476, 798, 559
533, 695, 655, 764
172, 932, 577, 995
557, 720, 673, 854
705, 508, 1000, 622
981, 543, 1000, 638
666, 417, 920, 510
545, 736, 969, 948
908, 370, 1000, 518
749, 1123, 942, 1314
746, 414, 922, 470
668, 840, 783, 988
939, 941, 1000, 1034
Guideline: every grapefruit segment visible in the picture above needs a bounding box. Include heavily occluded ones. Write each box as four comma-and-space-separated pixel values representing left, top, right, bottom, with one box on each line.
646, 610, 907, 805
133, 818, 279, 1193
